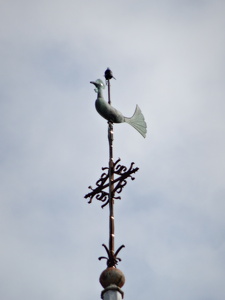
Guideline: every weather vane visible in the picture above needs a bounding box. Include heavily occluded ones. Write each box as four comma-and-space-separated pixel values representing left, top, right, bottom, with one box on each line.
84, 68, 147, 299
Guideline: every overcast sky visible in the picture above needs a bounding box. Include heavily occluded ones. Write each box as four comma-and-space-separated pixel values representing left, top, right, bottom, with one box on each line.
1, 1, 225, 299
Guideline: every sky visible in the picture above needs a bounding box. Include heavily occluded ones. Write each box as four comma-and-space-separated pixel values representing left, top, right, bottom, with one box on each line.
0, 0, 225, 299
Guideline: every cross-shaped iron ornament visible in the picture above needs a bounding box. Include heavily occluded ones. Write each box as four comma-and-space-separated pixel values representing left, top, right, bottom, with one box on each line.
84, 158, 139, 208
85, 68, 145, 268
84, 158, 139, 267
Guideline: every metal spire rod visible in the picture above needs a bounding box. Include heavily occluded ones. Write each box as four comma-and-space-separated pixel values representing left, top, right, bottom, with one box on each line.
107, 78, 115, 258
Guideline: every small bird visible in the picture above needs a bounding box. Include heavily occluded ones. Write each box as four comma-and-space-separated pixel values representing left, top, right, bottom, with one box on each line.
104, 68, 116, 80
90, 79, 147, 138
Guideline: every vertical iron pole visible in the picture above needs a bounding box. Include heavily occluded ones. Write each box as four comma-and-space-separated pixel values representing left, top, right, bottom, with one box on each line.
107, 79, 115, 258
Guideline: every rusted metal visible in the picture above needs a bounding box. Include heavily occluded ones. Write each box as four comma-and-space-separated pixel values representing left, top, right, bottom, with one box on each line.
99, 244, 125, 268
108, 120, 115, 256
84, 158, 139, 207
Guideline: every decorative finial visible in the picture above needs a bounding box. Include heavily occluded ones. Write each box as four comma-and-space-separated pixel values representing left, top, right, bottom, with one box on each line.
100, 267, 125, 288
85, 69, 147, 299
